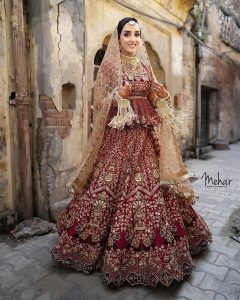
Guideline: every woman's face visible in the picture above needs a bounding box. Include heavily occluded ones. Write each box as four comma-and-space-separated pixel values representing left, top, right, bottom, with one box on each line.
119, 23, 141, 57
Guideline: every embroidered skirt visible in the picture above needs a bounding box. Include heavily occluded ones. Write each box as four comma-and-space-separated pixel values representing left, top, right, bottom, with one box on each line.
52, 124, 212, 287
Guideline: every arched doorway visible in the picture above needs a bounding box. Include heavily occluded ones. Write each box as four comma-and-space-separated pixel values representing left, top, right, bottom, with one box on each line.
145, 42, 165, 84
88, 35, 111, 134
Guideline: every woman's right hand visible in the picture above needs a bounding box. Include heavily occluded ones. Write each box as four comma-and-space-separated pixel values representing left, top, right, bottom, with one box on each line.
118, 81, 131, 99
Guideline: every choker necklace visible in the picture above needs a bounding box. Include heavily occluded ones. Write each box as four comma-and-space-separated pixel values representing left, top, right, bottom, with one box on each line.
121, 54, 139, 65
121, 54, 145, 81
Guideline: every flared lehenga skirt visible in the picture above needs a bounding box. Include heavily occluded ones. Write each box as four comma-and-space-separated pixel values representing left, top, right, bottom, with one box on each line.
52, 124, 212, 287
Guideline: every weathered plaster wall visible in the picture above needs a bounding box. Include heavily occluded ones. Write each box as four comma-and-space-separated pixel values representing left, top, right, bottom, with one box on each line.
200, 5, 240, 143
28, 0, 85, 219
182, 14, 197, 156
0, 0, 18, 215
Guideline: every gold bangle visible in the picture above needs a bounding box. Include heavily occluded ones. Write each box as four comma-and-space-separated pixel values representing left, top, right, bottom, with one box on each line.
153, 94, 171, 107
115, 92, 126, 101
115, 92, 128, 108
159, 90, 170, 101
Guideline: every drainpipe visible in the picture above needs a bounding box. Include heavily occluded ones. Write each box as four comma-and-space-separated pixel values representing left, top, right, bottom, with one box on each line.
11, 0, 33, 219
194, 0, 206, 158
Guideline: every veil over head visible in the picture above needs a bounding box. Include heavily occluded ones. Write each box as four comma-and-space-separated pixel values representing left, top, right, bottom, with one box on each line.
66, 21, 197, 206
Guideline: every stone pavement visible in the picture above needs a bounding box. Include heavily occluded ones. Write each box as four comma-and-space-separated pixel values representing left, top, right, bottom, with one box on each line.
1, 143, 240, 300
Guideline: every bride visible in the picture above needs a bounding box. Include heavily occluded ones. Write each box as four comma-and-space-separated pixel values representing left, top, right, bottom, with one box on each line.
52, 17, 212, 288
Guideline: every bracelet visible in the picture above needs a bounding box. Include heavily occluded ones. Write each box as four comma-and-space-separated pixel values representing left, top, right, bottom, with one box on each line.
153, 95, 171, 108
115, 92, 129, 108
150, 82, 171, 100
159, 90, 171, 101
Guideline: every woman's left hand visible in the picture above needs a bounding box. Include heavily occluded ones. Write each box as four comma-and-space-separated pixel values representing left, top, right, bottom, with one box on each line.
151, 81, 169, 98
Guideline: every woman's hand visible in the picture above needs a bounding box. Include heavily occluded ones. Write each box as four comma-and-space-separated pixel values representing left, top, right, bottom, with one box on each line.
118, 81, 131, 99
151, 81, 169, 99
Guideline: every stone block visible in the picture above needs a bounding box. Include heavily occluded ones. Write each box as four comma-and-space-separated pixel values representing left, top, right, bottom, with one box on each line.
200, 274, 240, 299
34, 273, 73, 300
15, 261, 49, 283
189, 270, 207, 287
209, 241, 239, 259
169, 281, 215, 300
215, 254, 240, 273
224, 269, 240, 286
193, 258, 228, 281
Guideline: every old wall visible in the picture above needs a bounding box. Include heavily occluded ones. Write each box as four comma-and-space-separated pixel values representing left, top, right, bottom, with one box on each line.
0, 0, 19, 218
200, 4, 240, 143
182, 14, 197, 157
28, 0, 85, 219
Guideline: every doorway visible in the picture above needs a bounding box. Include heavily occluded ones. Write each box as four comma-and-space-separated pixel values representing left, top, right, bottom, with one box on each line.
200, 86, 219, 151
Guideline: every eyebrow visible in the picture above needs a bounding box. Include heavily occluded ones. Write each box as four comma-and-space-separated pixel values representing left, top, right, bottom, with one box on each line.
122, 30, 140, 33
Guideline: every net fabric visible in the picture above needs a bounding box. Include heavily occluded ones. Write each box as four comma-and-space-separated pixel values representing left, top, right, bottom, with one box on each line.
139, 33, 197, 205
66, 26, 197, 205
66, 29, 121, 193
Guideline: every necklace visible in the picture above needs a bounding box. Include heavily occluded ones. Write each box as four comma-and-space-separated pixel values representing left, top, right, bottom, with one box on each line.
121, 54, 139, 65
121, 54, 145, 80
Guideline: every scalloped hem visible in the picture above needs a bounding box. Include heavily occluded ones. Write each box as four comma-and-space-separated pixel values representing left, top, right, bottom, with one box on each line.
51, 236, 212, 288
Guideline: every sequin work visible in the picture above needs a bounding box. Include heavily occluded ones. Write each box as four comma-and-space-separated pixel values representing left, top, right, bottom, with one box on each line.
52, 58, 212, 288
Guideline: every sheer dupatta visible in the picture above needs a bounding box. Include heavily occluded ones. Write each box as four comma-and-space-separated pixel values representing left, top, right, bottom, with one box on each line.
66, 26, 197, 206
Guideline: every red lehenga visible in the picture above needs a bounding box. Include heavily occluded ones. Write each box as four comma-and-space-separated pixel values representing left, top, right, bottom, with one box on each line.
51, 57, 212, 288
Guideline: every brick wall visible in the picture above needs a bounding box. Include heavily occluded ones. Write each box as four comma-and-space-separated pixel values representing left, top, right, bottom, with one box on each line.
36, 95, 73, 219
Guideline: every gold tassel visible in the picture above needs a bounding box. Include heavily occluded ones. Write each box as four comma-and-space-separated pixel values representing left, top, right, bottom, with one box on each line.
108, 93, 138, 130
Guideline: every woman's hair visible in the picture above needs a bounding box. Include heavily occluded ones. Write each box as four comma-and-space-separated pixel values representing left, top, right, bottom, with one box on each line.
117, 17, 140, 38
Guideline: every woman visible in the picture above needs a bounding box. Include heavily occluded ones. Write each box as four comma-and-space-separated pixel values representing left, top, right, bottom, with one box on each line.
52, 17, 212, 288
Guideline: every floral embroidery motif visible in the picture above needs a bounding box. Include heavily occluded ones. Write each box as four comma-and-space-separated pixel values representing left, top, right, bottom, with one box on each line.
104, 173, 113, 182
134, 172, 144, 183
133, 199, 146, 232
52, 61, 212, 288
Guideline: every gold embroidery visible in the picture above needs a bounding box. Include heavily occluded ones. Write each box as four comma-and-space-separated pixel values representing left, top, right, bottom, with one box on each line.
133, 200, 145, 232
135, 172, 143, 183
89, 222, 99, 227
153, 169, 159, 179
160, 224, 175, 243
133, 200, 144, 218
93, 199, 107, 215
93, 168, 100, 178
158, 192, 165, 205
158, 198, 165, 205
105, 173, 113, 182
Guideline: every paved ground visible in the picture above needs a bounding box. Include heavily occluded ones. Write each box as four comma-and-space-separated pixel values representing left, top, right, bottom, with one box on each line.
1, 142, 240, 300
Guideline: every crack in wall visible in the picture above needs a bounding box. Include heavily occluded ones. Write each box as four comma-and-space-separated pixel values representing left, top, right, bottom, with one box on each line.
57, 0, 65, 84
3, 0, 8, 17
